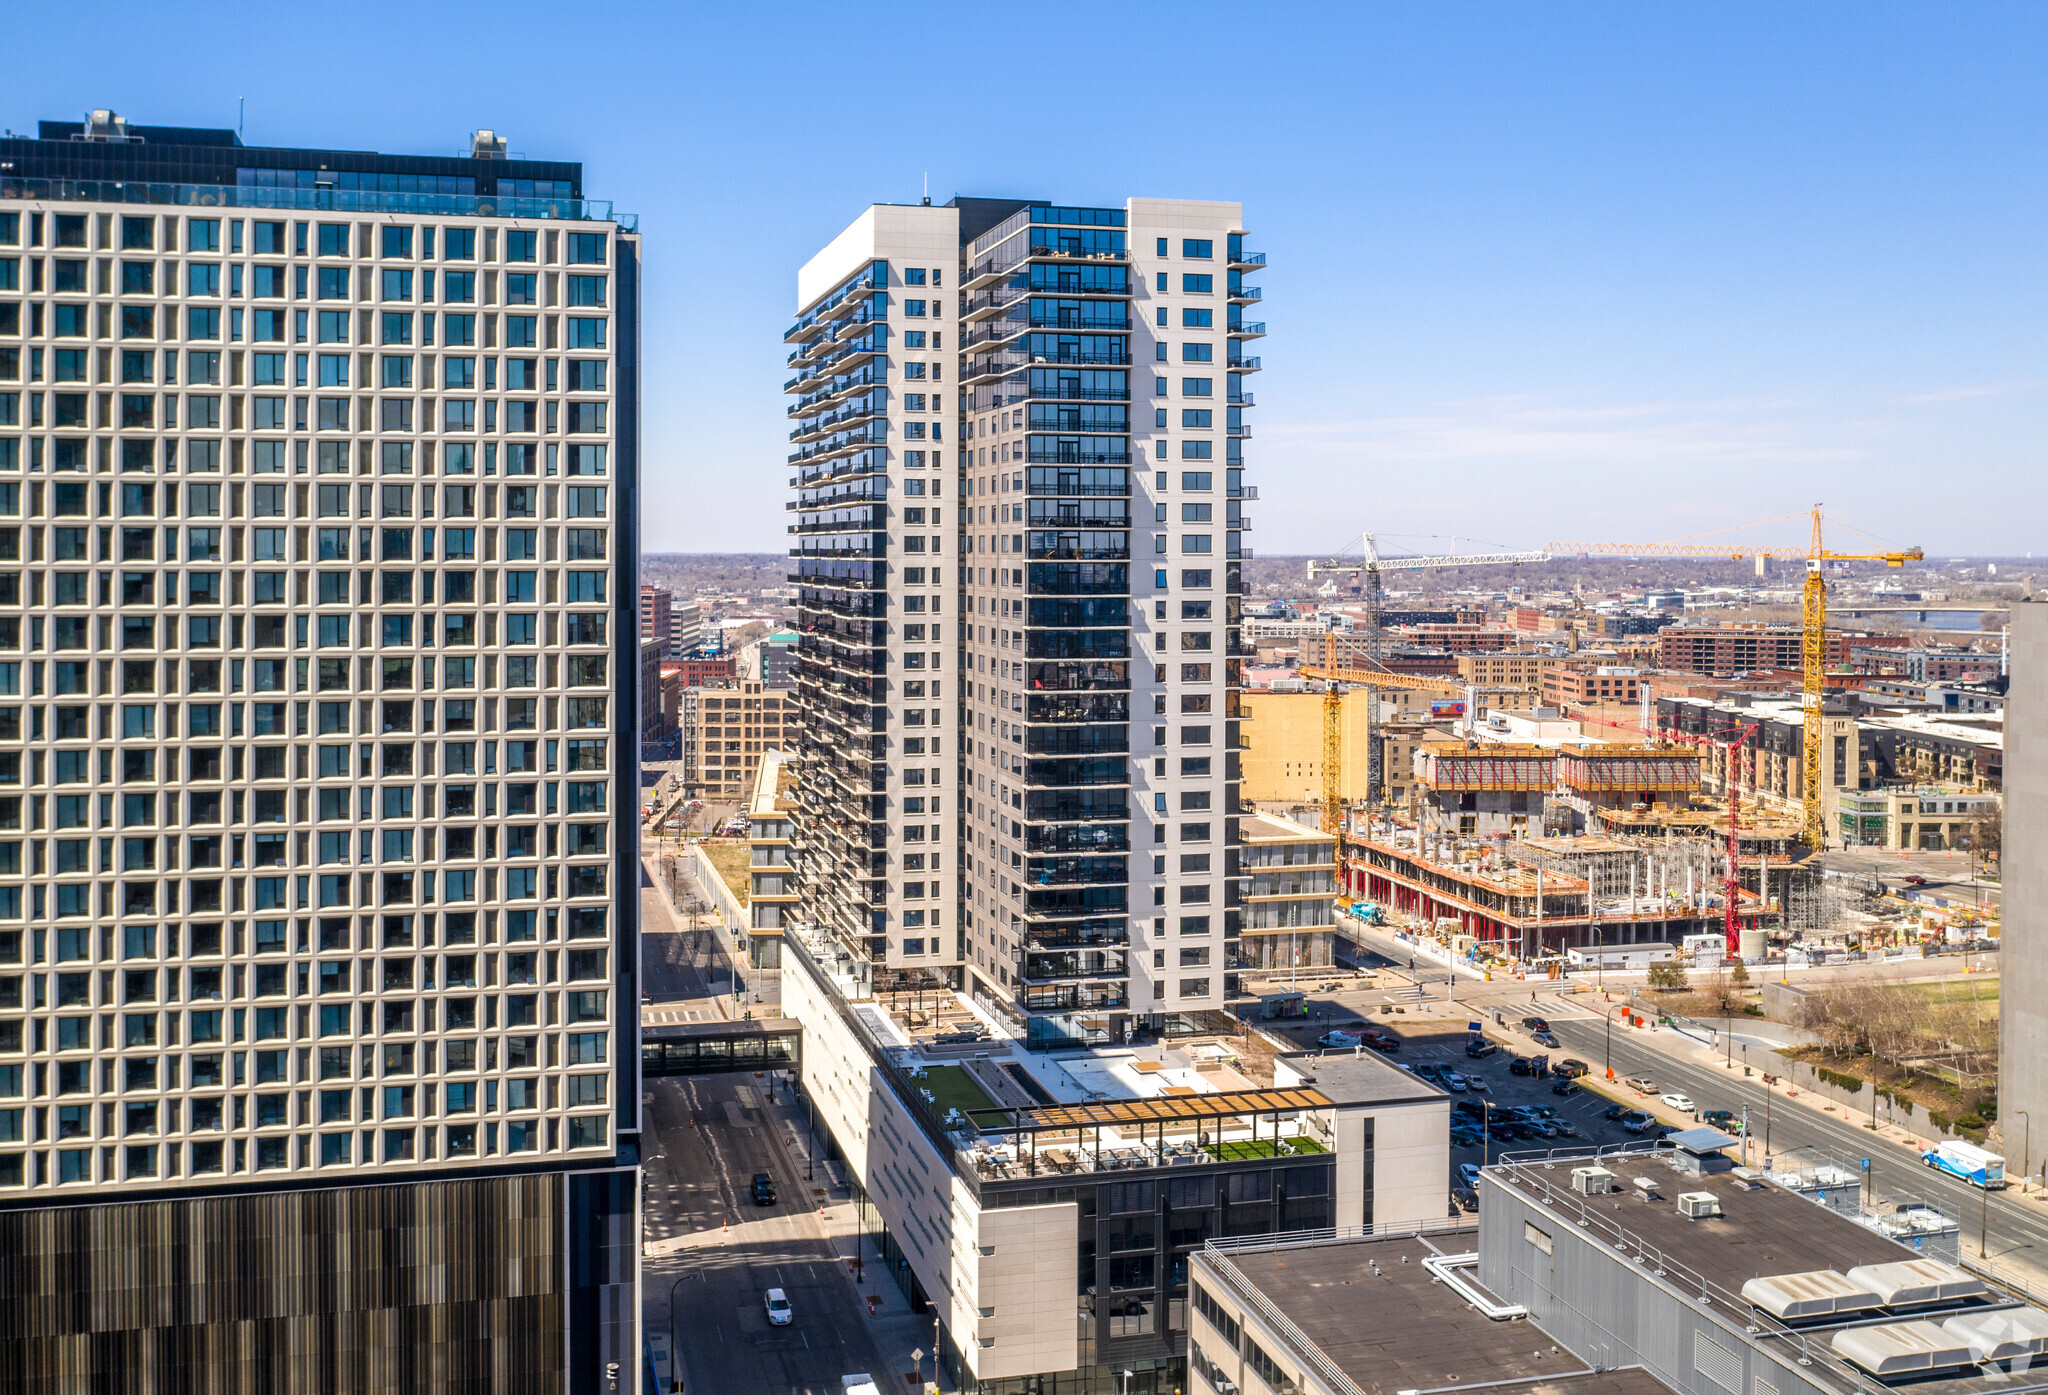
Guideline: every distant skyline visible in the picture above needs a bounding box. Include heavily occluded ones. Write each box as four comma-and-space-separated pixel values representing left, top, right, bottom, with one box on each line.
15, 1, 2041, 554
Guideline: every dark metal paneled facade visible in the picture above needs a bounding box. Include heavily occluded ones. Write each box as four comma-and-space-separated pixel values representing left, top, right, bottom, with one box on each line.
0, 1170, 607, 1394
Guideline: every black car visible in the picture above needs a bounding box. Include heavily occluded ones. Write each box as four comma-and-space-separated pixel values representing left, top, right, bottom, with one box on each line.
1551, 1079, 1581, 1098
1520, 1016, 1550, 1033
1602, 1103, 1627, 1121
1508, 1056, 1536, 1076
1554, 1059, 1590, 1079
751, 1172, 777, 1206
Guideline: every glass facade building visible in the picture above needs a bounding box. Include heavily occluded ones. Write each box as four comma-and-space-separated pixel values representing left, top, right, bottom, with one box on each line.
786, 195, 1262, 1043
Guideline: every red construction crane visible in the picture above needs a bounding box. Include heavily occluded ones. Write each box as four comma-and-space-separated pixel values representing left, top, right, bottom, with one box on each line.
1686, 723, 1759, 955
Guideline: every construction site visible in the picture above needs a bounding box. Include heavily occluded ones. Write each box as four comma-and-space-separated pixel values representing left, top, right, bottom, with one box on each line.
1245, 512, 1963, 974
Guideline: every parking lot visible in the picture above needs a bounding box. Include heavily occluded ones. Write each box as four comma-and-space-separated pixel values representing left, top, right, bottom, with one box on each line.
1245, 969, 1698, 1213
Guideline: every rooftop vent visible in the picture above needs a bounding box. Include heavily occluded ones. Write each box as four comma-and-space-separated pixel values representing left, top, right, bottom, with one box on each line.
1740, 1270, 1883, 1321
1571, 1166, 1617, 1195
470, 129, 507, 159
1831, 1321, 1974, 1379
1676, 1192, 1722, 1219
1844, 1260, 1985, 1308
1942, 1308, 2048, 1362
78, 109, 138, 143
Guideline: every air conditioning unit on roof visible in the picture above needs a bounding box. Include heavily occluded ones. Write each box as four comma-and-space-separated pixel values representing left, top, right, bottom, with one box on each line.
1571, 1166, 1617, 1195
1678, 1192, 1723, 1219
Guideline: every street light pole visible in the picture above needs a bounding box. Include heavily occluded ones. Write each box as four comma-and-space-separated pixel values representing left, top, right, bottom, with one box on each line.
2017, 1111, 2032, 1197
668, 1274, 690, 1394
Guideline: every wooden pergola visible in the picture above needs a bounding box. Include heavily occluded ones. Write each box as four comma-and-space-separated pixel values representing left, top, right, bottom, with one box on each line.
963, 1086, 1335, 1179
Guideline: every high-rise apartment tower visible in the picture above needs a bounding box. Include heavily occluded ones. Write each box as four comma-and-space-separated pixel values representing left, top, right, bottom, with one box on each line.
786, 197, 1259, 1045
0, 112, 641, 1392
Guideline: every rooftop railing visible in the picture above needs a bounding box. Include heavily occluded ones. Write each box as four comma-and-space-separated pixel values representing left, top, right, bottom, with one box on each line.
0, 176, 633, 229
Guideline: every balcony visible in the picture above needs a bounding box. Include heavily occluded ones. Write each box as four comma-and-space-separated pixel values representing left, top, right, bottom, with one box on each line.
1025, 535, 1131, 563
1022, 949, 1129, 983
1019, 985, 1129, 1013
1022, 757, 1130, 789
1227, 354, 1261, 372
1227, 320, 1266, 339
1023, 790, 1129, 822
1024, 823, 1130, 855
1023, 856, 1129, 886
1226, 392, 1254, 407
1025, 383, 1129, 403
1227, 283, 1263, 303
1229, 250, 1267, 270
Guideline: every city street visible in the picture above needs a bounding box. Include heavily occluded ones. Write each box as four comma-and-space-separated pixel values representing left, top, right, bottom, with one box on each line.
643, 1074, 933, 1394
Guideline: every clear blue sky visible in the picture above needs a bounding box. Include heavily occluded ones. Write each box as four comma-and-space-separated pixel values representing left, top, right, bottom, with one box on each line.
15, 2, 2043, 556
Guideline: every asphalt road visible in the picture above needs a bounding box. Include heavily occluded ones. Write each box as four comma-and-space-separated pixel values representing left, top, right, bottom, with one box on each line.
646, 1073, 905, 1395
1542, 1012, 2048, 1274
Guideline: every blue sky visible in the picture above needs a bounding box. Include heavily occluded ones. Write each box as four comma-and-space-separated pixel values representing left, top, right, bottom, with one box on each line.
14, 2, 2042, 556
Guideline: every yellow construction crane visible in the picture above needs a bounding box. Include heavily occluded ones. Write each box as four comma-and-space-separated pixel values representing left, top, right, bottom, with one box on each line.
1298, 632, 1479, 843
1546, 505, 1923, 851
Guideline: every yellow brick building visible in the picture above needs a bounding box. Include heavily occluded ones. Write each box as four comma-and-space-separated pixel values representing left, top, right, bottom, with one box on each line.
1240, 690, 1374, 803
1456, 652, 1558, 693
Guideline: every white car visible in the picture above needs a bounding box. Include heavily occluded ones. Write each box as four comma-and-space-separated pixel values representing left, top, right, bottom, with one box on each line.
764, 1288, 793, 1327
1317, 1030, 1361, 1048
1459, 1163, 1483, 1186
1661, 1093, 1695, 1113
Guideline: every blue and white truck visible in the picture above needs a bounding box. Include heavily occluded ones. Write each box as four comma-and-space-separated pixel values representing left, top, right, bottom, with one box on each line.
1922, 1138, 2005, 1188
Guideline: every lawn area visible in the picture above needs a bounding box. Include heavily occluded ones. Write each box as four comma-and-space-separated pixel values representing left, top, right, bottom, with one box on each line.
1201, 1136, 1329, 1162
911, 1065, 1000, 1120
698, 839, 751, 907
1904, 978, 1999, 1011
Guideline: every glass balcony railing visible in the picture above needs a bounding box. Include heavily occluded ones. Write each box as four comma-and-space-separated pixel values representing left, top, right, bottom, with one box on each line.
0, 176, 634, 229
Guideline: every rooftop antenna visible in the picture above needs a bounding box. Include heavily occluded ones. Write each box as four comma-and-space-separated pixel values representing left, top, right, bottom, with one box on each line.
238, 97, 245, 138
921, 170, 930, 206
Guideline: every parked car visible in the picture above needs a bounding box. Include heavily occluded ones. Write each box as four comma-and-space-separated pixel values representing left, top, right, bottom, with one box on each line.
1553, 1120, 1579, 1138
1551, 1080, 1581, 1098
1451, 1185, 1479, 1213
1621, 1111, 1656, 1133
1317, 1030, 1361, 1048
1365, 1034, 1400, 1053
1441, 1073, 1469, 1093
1660, 1093, 1696, 1114
1465, 1039, 1499, 1059
1624, 1075, 1657, 1095
1603, 1103, 1628, 1121
1554, 1059, 1590, 1079
764, 1288, 793, 1327
1466, 1076, 1490, 1094
1531, 1030, 1561, 1049
1459, 1163, 1483, 1186
1508, 1056, 1537, 1077
751, 1172, 777, 1206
